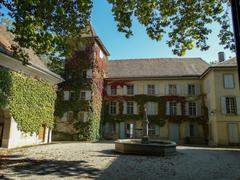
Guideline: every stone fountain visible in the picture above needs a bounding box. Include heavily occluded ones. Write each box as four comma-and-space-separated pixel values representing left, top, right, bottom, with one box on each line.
115, 107, 176, 156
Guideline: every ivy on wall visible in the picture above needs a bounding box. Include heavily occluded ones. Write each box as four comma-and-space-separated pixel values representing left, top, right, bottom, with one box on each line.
0, 67, 56, 133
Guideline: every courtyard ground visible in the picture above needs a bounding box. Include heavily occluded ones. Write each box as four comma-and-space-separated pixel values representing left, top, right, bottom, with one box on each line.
0, 141, 240, 180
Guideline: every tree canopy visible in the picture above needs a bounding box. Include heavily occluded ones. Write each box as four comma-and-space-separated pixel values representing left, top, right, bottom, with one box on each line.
0, 0, 235, 71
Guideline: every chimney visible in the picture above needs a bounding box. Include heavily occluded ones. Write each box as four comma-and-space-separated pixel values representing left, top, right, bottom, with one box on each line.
218, 52, 225, 62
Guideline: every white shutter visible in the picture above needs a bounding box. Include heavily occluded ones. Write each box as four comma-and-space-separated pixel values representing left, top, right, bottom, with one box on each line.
155, 102, 158, 115
86, 91, 92, 100
221, 97, 227, 114
106, 85, 111, 96
177, 85, 181, 95
116, 102, 119, 114
134, 84, 138, 95
195, 84, 201, 95
134, 102, 138, 115
86, 69, 92, 78
123, 85, 127, 95
177, 103, 182, 115
156, 85, 160, 95
165, 84, 169, 95
123, 101, 127, 114
236, 97, 240, 115
166, 101, 170, 115
63, 91, 70, 100
144, 85, 148, 94
185, 102, 189, 116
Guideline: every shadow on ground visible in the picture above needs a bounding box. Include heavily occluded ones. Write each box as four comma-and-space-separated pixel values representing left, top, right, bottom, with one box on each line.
96, 146, 240, 180
0, 154, 100, 179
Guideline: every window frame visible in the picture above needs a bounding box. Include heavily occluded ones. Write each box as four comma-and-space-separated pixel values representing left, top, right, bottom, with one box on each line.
127, 101, 134, 115
82, 70, 87, 78
188, 84, 196, 95
169, 102, 177, 116
69, 91, 75, 101
127, 85, 134, 95
111, 86, 117, 95
169, 84, 177, 95
189, 102, 197, 116
110, 101, 117, 115
147, 84, 155, 95
223, 74, 235, 89
226, 97, 237, 114
80, 91, 86, 100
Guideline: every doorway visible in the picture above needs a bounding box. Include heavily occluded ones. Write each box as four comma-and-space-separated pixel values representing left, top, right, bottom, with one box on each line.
228, 123, 239, 144
38, 125, 46, 142
169, 123, 179, 144
0, 123, 3, 147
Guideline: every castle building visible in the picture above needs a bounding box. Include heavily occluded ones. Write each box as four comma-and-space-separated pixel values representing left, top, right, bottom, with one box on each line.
53, 27, 240, 146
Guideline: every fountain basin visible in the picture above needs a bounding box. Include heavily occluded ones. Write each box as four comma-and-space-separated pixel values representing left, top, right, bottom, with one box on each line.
115, 139, 176, 156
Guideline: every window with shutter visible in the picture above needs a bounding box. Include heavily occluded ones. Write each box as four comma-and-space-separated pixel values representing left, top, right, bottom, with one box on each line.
170, 102, 177, 116
111, 86, 117, 95
127, 102, 134, 115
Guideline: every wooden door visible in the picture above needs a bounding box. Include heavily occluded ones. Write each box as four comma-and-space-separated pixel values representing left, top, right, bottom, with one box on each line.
169, 123, 179, 144
38, 126, 45, 142
0, 123, 3, 147
228, 123, 239, 144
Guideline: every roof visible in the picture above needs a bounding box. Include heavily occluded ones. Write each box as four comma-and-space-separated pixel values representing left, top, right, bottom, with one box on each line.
0, 24, 63, 84
213, 57, 237, 67
106, 58, 210, 79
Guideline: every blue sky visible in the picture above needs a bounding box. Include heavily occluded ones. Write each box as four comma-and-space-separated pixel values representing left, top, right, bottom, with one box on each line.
92, 0, 235, 63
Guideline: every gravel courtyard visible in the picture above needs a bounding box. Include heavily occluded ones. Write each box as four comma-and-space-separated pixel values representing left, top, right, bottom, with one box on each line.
1, 141, 240, 180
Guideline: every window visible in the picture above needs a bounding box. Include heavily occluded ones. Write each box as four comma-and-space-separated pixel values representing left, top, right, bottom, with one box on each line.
169, 84, 177, 95
110, 102, 117, 114
189, 102, 197, 116
226, 97, 237, 114
188, 84, 195, 95
224, 74, 234, 89
78, 112, 88, 122
148, 123, 156, 135
146, 102, 158, 115
82, 70, 87, 78
147, 85, 155, 95
127, 85, 134, 95
80, 91, 86, 100
69, 91, 75, 100
170, 102, 177, 116
127, 102, 134, 115
109, 122, 116, 133
63, 91, 70, 101
63, 111, 74, 121
111, 86, 117, 95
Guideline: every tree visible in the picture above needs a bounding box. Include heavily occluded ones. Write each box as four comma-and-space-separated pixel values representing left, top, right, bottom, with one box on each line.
0, 0, 236, 70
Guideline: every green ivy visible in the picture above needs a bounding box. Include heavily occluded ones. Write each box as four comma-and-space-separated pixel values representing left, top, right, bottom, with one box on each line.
0, 67, 56, 134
